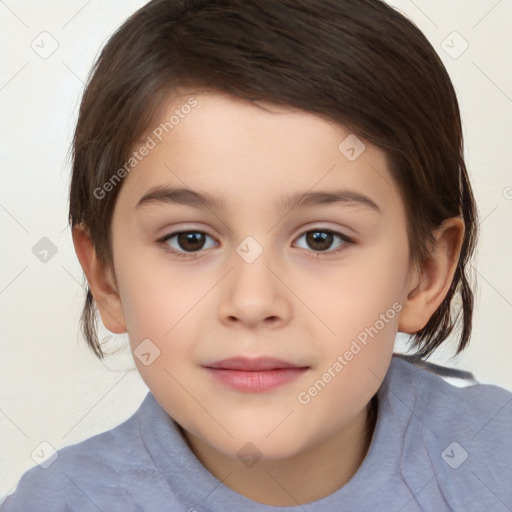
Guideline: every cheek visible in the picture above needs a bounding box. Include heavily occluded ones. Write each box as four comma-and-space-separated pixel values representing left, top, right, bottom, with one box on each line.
310, 243, 407, 341
295, 252, 404, 418
115, 253, 206, 406
115, 249, 208, 339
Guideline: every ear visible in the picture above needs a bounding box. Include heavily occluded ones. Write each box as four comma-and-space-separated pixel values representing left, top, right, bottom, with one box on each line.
398, 217, 465, 334
72, 226, 127, 334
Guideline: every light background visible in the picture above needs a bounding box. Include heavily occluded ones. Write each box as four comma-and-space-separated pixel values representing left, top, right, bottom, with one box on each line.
1, 0, 511, 499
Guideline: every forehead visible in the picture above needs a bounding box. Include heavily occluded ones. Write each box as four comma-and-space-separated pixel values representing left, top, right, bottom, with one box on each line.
119, 89, 403, 217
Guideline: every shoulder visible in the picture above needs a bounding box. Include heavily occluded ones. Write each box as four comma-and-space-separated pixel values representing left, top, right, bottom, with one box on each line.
1, 394, 154, 512
387, 355, 512, 509
390, 354, 512, 431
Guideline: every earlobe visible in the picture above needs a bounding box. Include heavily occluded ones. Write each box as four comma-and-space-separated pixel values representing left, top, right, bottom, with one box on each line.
72, 226, 127, 334
398, 217, 465, 334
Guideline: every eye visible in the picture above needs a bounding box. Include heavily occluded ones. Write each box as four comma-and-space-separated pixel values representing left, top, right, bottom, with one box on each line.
159, 231, 217, 257
294, 228, 352, 255
158, 227, 353, 259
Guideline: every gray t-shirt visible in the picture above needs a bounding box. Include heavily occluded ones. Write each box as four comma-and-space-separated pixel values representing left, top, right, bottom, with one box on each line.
2, 355, 511, 511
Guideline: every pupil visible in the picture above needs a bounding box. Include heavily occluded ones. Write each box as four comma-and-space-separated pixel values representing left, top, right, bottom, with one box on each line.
178, 232, 205, 251
307, 231, 332, 251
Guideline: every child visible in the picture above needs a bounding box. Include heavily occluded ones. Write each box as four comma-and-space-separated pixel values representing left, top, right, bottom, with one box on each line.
2, 0, 511, 510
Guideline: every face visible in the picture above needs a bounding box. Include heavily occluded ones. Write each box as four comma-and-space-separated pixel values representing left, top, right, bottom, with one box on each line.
109, 89, 412, 462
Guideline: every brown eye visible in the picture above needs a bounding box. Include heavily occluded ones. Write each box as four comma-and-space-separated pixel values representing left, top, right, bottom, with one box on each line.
305, 231, 333, 251
176, 232, 206, 251
295, 229, 352, 254
162, 231, 217, 254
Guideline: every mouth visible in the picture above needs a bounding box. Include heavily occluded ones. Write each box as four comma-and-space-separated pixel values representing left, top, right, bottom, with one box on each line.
203, 356, 310, 392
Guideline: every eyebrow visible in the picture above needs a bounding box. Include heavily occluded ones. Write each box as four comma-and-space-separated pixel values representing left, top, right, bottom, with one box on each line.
136, 186, 382, 214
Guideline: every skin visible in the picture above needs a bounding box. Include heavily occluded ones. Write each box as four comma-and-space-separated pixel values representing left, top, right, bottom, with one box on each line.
73, 89, 465, 506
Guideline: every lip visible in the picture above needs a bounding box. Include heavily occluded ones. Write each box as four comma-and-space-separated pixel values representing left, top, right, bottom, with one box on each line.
203, 357, 309, 392
205, 356, 305, 371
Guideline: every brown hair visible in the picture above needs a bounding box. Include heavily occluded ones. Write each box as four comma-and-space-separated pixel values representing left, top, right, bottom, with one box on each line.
69, 0, 479, 360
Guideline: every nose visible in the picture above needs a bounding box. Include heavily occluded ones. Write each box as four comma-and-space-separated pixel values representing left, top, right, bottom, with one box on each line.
217, 246, 292, 330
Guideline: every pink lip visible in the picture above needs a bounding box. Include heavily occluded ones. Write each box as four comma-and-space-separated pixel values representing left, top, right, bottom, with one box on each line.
203, 357, 309, 392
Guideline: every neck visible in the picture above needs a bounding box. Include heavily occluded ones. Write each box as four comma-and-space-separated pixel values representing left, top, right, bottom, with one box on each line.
181, 396, 378, 506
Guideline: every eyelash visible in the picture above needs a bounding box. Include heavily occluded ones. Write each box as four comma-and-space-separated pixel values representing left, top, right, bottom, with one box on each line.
157, 228, 354, 259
